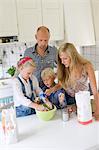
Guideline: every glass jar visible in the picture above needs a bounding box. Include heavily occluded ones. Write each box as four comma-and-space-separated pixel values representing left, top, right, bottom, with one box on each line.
62, 107, 69, 122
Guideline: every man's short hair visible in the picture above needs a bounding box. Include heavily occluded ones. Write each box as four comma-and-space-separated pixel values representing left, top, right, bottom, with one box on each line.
37, 26, 50, 33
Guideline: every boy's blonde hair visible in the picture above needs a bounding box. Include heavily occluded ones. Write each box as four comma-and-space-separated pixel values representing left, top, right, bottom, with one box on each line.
41, 67, 55, 79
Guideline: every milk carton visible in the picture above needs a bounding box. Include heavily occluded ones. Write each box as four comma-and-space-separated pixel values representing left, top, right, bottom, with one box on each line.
0, 80, 18, 144
0, 81, 14, 120
1, 107, 18, 144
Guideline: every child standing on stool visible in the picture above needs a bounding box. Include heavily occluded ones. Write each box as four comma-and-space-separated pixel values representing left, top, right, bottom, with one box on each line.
13, 57, 52, 117
41, 67, 67, 109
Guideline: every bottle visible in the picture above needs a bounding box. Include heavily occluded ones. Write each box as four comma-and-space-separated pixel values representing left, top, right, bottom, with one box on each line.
39, 92, 46, 103
39, 92, 51, 110
62, 107, 69, 122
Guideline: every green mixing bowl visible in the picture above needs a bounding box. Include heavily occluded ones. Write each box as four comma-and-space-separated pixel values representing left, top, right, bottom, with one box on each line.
36, 105, 56, 121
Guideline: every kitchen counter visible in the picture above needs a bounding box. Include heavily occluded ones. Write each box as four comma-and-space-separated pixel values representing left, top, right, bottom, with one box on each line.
0, 110, 99, 150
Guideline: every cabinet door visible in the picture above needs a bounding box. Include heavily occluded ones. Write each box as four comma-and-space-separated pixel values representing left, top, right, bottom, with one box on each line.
91, 0, 99, 44
16, 0, 42, 42
42, 0, 64, 41
63, 0, 95, 46
0, 0, 18, 36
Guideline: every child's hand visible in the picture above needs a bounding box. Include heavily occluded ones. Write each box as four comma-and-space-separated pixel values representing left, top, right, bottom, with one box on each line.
45, 100, 53, 110
36, 104, 46, 111
34, 97, 40, 104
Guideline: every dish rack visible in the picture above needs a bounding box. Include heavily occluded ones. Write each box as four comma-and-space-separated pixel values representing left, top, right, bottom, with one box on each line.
0, 81, 14, 119
0, 99, 14, 112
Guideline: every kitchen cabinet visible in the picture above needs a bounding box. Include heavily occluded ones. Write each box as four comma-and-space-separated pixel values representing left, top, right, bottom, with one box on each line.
42, 0, 64, 41
63, 0, 95, 46
16, 0, 42, 42
91, 0, 99, 44
0, 0, 18, 37
16, 0, 64, 42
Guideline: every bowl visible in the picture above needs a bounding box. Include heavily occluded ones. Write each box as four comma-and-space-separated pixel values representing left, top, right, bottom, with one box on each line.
36, 105, 56, 121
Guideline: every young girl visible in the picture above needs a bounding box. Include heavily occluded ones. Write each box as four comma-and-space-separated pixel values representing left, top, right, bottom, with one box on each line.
41, 67, 67, 109
13, 56, 52, 117
57, 42, 99, 121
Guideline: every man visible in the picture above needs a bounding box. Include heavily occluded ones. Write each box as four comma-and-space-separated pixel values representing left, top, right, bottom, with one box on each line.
24, 26, 57, 89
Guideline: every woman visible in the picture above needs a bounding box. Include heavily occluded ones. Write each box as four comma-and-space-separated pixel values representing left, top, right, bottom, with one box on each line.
57, 43, 99, 121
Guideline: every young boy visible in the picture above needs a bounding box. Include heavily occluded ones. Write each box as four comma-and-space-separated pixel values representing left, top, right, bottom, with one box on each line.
41, 67, 67, 109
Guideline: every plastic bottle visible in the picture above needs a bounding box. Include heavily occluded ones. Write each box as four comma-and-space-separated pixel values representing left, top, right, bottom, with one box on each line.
39, 92, 46, 103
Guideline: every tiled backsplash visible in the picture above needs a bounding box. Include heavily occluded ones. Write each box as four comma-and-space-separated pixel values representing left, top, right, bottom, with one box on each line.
0, 42, 34, 78
81, 45, 99, 70
0, 42, 99, 78
0, 41, 57, 78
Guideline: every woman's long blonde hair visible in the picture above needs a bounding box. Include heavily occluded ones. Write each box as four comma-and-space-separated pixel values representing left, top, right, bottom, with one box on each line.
57, 43, 91, 89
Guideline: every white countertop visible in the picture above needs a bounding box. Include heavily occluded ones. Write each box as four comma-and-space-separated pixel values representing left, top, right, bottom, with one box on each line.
0, 110, 99, 150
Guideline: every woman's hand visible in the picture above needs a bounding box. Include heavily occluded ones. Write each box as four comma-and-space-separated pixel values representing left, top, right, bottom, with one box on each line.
94, 104, 99, 121
45, 83, 61, 96
94, 112, 99, 121
94, 93, 99, 121
45, 88, 53, 96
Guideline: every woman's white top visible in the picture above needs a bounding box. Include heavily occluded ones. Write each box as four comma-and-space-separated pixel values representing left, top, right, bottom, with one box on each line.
12, 74, 42, 107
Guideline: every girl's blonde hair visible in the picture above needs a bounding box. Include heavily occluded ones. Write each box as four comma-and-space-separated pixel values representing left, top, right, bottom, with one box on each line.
41, 67, 55, 80
14, 57, 36, 77
57, 43, 92, 89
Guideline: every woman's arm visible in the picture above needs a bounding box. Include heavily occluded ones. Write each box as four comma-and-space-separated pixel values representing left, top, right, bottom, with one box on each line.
45, 83, 62, 96
86, 63, 99, 120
